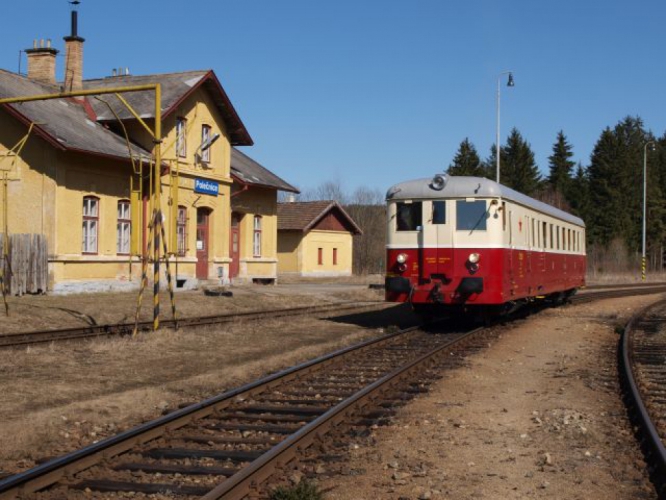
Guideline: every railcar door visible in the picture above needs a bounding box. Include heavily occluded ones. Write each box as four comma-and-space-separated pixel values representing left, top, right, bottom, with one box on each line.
431, 200, 453, 278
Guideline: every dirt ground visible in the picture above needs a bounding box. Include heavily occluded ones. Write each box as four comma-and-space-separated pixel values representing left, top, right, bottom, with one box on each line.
0, 281, 662, 499
0, 280, 384, 334
319, 294, 661, 500
0, 284, 402, 476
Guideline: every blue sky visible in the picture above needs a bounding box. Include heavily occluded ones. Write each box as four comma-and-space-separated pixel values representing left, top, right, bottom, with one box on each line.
1, 0, 665, 195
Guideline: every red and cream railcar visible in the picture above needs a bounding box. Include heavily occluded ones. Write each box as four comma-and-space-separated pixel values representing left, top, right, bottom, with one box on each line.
385, 174, 586, 315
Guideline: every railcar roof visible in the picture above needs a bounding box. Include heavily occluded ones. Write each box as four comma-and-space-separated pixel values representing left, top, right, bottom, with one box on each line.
386, 175, 584, 227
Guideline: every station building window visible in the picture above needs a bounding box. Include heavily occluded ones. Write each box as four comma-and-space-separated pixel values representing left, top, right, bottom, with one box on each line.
253, 215, 262, 257
116, 200, 131, 255
177, 206, 187, 256
82, 196, 99, 254
318, 247, 323, 265
201, 124, 212, 163
176, 117, 187, 158
333, 248, 338, 265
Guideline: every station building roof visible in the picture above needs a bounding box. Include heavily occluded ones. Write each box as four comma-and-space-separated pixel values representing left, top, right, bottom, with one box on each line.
0, 68, 252, 163
231, 148, 299, 193
85, 70, 252, 146
0, 68, 150, 161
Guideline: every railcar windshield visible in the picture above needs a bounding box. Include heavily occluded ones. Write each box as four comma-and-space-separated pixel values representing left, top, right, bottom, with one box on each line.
432, 201, 446, 224
456, 200, 487, 231
396, 201, 422, 231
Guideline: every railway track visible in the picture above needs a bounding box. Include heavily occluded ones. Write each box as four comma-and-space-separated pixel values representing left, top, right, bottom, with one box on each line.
620, 298, 666, 497
1, 285, 665, 499
2, 284, 666, 350
0, 320, 486, 499
0, 301, 385, 349
571, 285, 666, 305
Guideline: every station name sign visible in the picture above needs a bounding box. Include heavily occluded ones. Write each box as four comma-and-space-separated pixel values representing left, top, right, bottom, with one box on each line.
194, 178, 219, 196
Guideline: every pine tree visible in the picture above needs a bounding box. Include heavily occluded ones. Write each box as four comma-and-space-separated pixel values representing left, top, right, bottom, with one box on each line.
547, 131, 575, 194
566, 163, 590, 221
586, 116, 651, 250
500, 128, 542, 196
447, 138, 488, 177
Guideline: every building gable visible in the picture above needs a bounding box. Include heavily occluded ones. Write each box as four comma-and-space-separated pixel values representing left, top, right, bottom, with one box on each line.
311, 208, 355, 233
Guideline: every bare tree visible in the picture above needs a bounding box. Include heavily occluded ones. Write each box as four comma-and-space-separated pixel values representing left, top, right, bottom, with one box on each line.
345, 186, 386, 275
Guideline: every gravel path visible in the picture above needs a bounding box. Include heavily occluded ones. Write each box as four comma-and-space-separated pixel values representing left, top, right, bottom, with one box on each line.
320, 295, 661, 499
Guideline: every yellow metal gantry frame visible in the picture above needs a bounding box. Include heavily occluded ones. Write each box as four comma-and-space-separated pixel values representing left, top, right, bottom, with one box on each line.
0, 122, 37, 315
0, 84, 175, 331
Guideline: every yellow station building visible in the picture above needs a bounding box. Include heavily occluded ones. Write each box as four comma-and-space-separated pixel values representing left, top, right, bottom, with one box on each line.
0, 11, 297, 293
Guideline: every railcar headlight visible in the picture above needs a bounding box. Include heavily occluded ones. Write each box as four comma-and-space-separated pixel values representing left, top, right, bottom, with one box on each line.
396, 253, 408, 264
468, 253, 480, 264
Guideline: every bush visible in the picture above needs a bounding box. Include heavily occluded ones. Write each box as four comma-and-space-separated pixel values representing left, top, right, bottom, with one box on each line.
270, 480, 324, 500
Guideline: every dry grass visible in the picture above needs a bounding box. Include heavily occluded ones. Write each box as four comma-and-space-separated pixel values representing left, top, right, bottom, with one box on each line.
0, 298, 411, 474
0, 284, 384, 334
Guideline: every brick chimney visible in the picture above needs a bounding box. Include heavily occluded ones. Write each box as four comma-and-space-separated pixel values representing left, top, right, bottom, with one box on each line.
63, 8, 85, 91
25, 39, 59, 85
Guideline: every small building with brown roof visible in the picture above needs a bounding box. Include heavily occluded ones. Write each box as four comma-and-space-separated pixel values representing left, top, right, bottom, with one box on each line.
277, 201, 362, 277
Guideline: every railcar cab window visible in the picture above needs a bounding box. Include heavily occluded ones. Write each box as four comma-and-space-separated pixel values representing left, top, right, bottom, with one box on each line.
432, 201, 446, 224
396, 201, 422, 231
456, 200, 487, 231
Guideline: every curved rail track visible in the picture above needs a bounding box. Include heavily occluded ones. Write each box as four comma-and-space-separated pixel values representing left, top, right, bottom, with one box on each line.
620, 298, 666, 497
1, 285, 665, 499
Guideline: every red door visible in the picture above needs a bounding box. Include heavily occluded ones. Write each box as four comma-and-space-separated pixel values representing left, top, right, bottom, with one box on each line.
230, 212, 241, 278
196, 208, 211, 279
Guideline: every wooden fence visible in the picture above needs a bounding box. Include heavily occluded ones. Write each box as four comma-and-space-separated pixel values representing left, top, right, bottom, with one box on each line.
0, 234, 48, 295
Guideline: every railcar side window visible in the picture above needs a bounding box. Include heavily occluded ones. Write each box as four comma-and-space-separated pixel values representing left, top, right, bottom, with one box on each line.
396, 202, 422, 231
432, 201, 446, 224
456, 200, 487, 231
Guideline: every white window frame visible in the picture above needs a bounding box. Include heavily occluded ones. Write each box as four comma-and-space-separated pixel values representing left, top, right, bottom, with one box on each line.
116, 200, 131, 254
201, 124, 211, 163
177, 206, 187, 256
82, 196, 99, 254
253, 215, 262, 257
176, 117, 187, 158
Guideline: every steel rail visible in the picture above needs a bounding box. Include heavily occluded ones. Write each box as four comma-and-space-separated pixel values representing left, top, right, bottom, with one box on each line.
201, 326, 481, 500
570, 286, 666, 305
0, 322, 424, 499
3, 285, 666, 349
619, 299, 666, 495
585, 282, 666, 290
0, 300, 385, 348
2, 286, 665, 498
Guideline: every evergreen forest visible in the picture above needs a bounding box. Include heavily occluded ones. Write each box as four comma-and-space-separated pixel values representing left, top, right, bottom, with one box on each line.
446, 116, 666, 275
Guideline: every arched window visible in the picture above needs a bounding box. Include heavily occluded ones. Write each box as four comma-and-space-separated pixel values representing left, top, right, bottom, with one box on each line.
253, 215, 262, 257
117, 200, 131, 254
82, 196, 99, 254
177, 206, 187, 256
